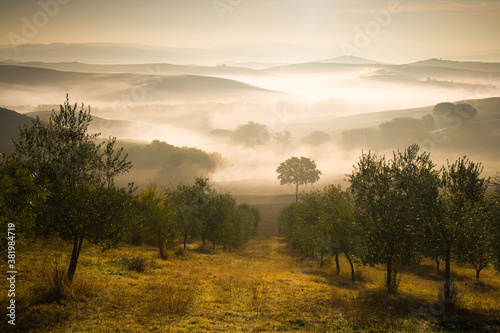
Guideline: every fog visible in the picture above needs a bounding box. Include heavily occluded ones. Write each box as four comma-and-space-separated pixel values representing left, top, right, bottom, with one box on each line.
1, 59, 499, 193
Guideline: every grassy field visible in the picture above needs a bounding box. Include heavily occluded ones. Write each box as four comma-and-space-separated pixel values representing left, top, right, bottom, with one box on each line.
2, 197, 500, 332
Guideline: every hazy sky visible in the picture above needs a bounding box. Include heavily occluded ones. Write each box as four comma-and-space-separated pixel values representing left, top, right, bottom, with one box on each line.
1, 0, 500, 61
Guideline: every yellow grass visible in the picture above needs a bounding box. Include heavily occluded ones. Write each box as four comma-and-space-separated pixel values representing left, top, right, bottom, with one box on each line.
1, 237, 500, 332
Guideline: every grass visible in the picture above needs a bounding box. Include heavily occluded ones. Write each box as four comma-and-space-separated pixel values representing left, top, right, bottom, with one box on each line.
1, 237, 499, 332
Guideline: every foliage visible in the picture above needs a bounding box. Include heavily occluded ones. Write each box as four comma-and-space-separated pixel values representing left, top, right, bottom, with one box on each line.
433, 102, 478, 120
137, 183, 177, 259
122, 255, 149, 273
341, 128, 379, 149
300, 131, 330, 147
341, 115, 435, 150
0, 154, 47, 239
169, 176, 213, 249
278, 185, 357, 278
11, 95, 133, 282
231, 121, 271, 146
126, 140, 219, 185
455, 195, 500, 280
348, 144, 440, 292
276, 156, 321, 203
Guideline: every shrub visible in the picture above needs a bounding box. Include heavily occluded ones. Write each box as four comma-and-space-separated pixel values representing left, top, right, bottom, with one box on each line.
127, 255, 148, 273
149, 281, 197, 316
118, 255, 149, 273
30, 257, 71, 304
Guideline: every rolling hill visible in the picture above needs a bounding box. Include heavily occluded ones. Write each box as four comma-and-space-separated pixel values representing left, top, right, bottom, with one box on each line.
0, 61, 271, 77
409, 59, 500, 73
0, 65, 282, 103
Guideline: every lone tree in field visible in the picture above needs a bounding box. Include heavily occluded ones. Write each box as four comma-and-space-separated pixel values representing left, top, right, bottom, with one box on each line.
276, 156, 321, 203
13, 95, 132, 283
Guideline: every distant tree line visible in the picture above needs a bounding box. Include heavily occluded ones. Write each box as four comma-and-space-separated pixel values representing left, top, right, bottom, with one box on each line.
341, 102, 500, 153
278, 144, 500, 306
210, 121, 330, 148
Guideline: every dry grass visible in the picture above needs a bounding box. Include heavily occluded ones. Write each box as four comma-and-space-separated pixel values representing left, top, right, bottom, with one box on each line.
1, 237, 499, 332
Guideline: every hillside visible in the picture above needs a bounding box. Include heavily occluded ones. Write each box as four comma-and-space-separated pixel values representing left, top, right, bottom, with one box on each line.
0, 107, 32, 154
1, 61, 271, 77
0, 65, 282, 103
409, 59, 500, 73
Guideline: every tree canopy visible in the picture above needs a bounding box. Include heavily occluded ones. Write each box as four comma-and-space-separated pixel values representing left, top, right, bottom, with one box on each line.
276, 156, 321, 203
12, 95, 133, 282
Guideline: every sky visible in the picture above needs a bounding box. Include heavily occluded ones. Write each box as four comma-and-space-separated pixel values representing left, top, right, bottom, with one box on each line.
1, 0, 500, 62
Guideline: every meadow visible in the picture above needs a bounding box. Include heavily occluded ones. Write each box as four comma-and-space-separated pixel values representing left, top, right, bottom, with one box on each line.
2, 196, 499, 333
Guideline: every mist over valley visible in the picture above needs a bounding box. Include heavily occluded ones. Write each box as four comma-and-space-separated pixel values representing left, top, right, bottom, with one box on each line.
1, 48, 499, 194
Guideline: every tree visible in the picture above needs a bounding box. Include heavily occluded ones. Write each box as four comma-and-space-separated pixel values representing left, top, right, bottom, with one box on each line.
491, 172, 500, 194
273, 130, 293, 152
12, 95, 132, 283
349, 145, 439, 292
436, 157, 488, 305
169, 176, 212, 250
319, 185, 357, 281
205, 193, 236, 250
137, 183, 177, 259
300, 131, 330, 147
433, 102, 477, 120
455, 196, 499, 281
0, 154, 46, 232
232, 121, 271, 146
276, 156, 321, 203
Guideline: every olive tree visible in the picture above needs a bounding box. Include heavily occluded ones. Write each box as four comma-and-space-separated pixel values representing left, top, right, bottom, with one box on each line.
349, 145, 439, 292
435, 157, 488, 305
137, 183, 177, 259
12, 95, 132, 283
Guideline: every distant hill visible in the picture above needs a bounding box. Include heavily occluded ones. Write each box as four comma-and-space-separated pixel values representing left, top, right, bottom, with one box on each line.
0, 107, 32, 154
0, 61, 270, 77
319, 56, 384, 65
409, 59, 500, 73
0, 42, 335, 65
0, 65, 282, 103
265, 61, 496, 81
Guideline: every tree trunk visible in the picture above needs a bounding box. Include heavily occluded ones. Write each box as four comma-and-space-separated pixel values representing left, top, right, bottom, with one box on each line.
335, 252, 340, 276
295, 182, 299, 204
67, 235, 84, 284
386, 254, 393, 293
183, 234, 188, 250
435, 256, 440, 274
158, 237, 167, 259
320, 252, 324, 268
476, 268, 481, 282
345, 252, 355, 282
444, 245, 454, 308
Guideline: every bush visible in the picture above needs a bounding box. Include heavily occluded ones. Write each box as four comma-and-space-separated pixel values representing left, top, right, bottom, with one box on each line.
127, 255, 148, 273
118, 255, 149, 273
148, 281, 197, 316
30, 257, 70, 304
